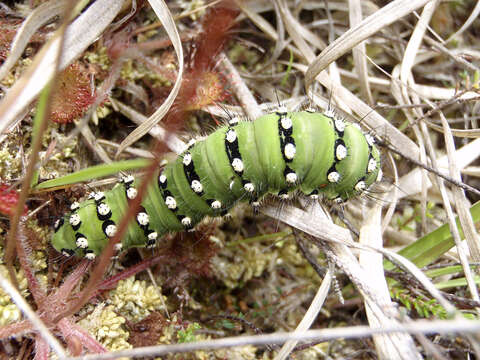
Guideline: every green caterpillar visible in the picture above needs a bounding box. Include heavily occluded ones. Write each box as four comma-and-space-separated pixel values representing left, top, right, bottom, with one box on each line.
51, 109, 382, 259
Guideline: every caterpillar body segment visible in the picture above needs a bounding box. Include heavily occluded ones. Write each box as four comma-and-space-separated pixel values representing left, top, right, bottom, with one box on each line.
51, 111, 381, 258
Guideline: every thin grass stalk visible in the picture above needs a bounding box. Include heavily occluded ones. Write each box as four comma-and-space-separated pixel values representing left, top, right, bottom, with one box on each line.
67, 319, 480, 360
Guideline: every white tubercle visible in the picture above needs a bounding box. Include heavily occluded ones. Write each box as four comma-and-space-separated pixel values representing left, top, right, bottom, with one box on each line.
165, 196, 177, 209
226, 129, 237, 143
126, 187, 138, 199
280, 116, 292, 130
232, 158, 244, 172
137, 212, 149, 226
211, 200, 222, 209
286, 172, 298, 184
69, 214, 81, 226
105, 224, 117, 237
244, 182, 255, 192
182, 153, 192, 166
335, 144, 347, 160
284, 143, 296, 160
328, 171, 340, 183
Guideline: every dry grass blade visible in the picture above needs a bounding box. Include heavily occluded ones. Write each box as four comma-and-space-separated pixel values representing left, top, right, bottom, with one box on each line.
338, 68, 478, 101
348, 0, 373, 105
111, 98, 186, 154
263, 202, 424, 359
0, 0, 126, 135
65, 320, 480, 360
395, 138, 480, 200
237, 1, 303, 59
305, 0, 431, 90
115, 0, 184, 157
396, 0, 436, 234
262, 203, 351, 245
274, 266, 333, 360
0, 0, 68, 81
359, 202, 421, 360
277, 0, 315, 62
425, 122, 480, 138
399, 1, 438, 91
220, 53, 262, 119
264, 202, 456, 316
77, 120, 112, 164
446, 0, 480, 42
379, 246, 456, 314
439, 110, 480, 285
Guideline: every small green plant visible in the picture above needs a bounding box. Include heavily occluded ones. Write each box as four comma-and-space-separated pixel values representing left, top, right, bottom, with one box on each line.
177, 323, 201, 343
395, 202, 435, 232
391, 288, 447, 319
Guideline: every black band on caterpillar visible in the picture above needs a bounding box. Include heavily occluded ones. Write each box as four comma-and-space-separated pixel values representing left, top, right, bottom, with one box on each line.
52, 111, 382, 259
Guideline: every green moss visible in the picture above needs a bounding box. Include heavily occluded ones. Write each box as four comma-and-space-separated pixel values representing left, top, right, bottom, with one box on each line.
84, 47, 111, 71
212, 233, 311, 289
120, 59, 172, 87
108, 276, 166, 322
0, 141, 22, 180
36, 126, 78, 181
0, 265, 28, 326
178, 0, 206, 20
177, 322, 201, 343
78, 304, 132, 351
0, 58, 32, 87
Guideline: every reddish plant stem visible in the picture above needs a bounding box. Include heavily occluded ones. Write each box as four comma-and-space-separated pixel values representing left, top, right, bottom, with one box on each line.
0, 320, 32, 339
94, 254, 168, 295
33, 335, 49, 360
17, 217, 47, 305
57, 318, 107, 354
54, 260, 90, 306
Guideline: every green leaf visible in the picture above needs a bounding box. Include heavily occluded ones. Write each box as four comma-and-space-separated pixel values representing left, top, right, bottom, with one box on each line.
435, 275, 480, 290
177, 323, 201, 343
33, 159, 150, 189
385, 201, 480, 270
425, 265, 476, 279
220, 320, 236, 329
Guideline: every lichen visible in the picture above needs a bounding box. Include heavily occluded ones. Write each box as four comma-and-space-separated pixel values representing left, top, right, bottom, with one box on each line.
107, 276, 166, 322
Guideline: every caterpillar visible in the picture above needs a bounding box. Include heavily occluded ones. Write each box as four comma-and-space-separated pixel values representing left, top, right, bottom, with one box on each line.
51, 109, 382, 259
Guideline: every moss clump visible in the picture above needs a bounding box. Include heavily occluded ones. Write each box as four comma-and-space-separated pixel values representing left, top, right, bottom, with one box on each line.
107, 276, 166, 322
179, 0, 207, 20
79, 304, 132, 351
84, 46, 111, 71
0, 141, 22, 181
0, 265, 28, 326
38, 127, 78, 181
